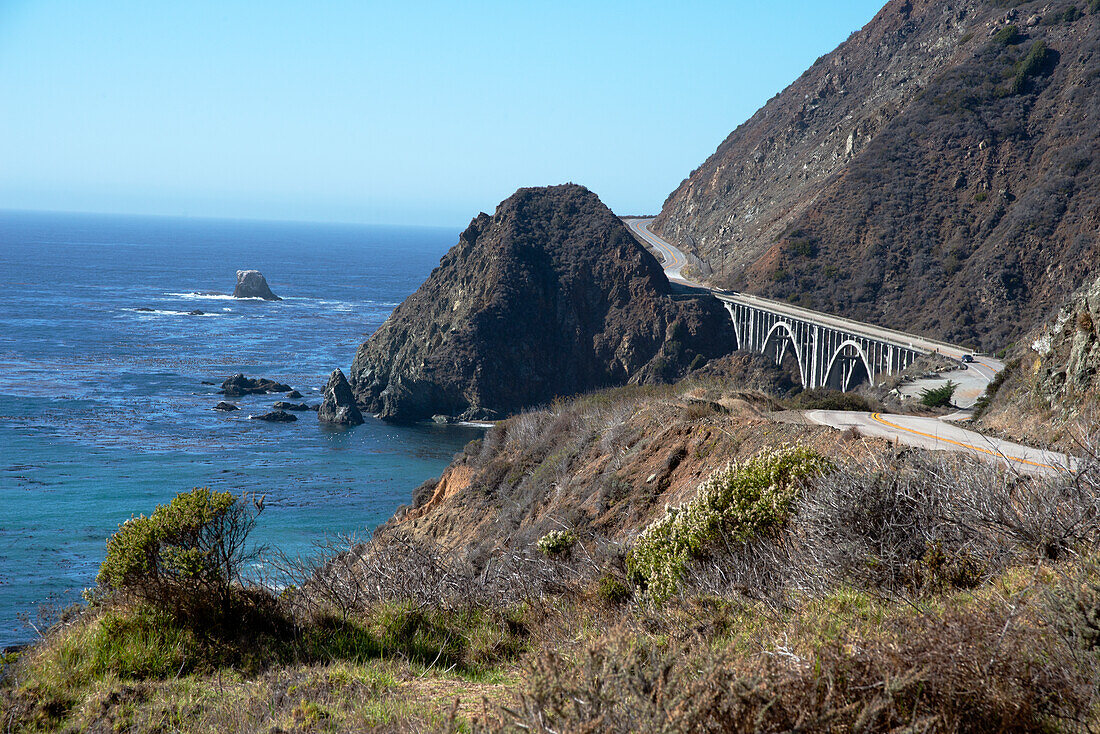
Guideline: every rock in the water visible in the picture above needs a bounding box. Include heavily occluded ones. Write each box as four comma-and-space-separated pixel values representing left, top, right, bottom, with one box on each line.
214, 401, 239, 411
348, 184, 736, 422
233, 270, 281, 301
135, 307, 155, 312
286, 390, 303, 399
318, 368, 365, 426
252, 410, 297, 422
188, 309, 205, 315
220, 374, 292, 396
272, 401, 311, 411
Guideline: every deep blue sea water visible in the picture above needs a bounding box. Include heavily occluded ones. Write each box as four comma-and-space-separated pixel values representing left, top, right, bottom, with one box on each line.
0, 210, 482, 647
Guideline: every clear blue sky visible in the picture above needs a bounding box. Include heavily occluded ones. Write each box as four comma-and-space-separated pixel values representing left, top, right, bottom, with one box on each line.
0, 1, 885, 226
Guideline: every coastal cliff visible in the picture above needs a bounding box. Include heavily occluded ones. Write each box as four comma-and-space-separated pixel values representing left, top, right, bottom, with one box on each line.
349, 184, 736, 422
654, 0, 1100, 350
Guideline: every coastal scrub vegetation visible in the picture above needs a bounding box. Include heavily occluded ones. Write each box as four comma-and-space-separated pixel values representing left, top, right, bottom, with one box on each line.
5, 378, 1100, 731
920, 379, 958, 407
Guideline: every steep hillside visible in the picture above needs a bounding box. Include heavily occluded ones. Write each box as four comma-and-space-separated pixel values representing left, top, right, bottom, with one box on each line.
349, 184, 736, 422
380, 380, 845, 564
654, 0, 1100, 350
977, 270, 1100, 449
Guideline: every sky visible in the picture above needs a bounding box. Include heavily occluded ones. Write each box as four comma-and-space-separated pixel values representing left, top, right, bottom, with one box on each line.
0, 1, 887, 227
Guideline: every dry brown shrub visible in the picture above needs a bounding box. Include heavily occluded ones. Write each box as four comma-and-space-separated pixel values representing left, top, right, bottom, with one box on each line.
495, 593, 1096, 733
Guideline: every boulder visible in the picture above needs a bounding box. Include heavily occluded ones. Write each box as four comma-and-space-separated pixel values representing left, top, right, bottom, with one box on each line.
220, 374, 292, 396
233, 270, 281, 301
188, 309, 205, 315
272, 401, 311, 411
214, 401, 239, 411
252, 410, 297, 422
286, 390, 304, 399
318, 368, 365, 426
135, 307, 155, 312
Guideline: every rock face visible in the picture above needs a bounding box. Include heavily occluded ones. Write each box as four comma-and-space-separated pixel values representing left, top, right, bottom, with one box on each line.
220, 374, 292, 396
1017, 273, 1100, 416
349, 184, 736, 422
233, 270, 281, 300
653, 0, 1100, 351
318, 369, 365, 426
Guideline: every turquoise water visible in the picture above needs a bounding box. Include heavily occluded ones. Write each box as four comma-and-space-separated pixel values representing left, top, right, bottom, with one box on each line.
0, 211, 481, 647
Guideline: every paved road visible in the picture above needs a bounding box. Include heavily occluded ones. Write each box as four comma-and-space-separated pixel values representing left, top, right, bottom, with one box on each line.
623, 217, 696, 285
623, 215, 1003, 385
803, 410, 1078, 477
621, 216, 1074, 471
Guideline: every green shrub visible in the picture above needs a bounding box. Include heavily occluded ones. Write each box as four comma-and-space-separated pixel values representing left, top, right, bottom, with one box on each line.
992, 24, 1019, 45
630, 447, 831, 603
1010, 41, 1050, 94
919, 380, 957, 408
596, 574, 631, 605
786, 238, 817, 258
96, 488, 262, 613
786, 388, 878, 412
537, 529, 576, 557
974, 190, 989, 202
1063, 5, 1083, 21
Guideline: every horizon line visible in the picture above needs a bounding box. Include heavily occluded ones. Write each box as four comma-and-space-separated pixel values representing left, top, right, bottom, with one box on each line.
0, 205, 469, 231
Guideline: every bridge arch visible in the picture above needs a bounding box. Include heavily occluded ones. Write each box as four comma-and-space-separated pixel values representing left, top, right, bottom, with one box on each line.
761, 321, 807, 387
824, 339, 874, 391
723, 302, 743, 350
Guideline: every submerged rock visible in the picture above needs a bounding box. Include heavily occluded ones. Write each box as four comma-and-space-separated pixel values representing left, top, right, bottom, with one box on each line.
233, 270, 281, 301
220, 374, 292, 397
318, 368, 365, 426
188, 309, 205, 315
214, 401, 239, 411
135, 307, 155, 312
272, 401, 311, 411
252, 410, 297, 422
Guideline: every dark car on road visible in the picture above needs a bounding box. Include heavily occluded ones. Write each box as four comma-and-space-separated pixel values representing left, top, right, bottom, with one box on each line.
961, 354, 974, 363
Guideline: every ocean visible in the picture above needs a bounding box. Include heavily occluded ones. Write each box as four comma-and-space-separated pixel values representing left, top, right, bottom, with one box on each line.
0, 210, 482, 647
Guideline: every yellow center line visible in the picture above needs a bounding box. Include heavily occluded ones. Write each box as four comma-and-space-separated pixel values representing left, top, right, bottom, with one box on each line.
870, 413, 1064, 472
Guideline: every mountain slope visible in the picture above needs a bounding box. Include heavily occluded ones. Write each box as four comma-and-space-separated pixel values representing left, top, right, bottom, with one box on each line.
654, 0, 1100, 350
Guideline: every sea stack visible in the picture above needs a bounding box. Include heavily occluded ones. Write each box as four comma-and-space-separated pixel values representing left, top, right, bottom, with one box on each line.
318, 368, 365, 426
349, 184, 736, 422
233, 270, 281, 300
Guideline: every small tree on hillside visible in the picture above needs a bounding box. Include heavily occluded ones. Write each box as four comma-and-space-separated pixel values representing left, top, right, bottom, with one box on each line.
96, 488, 263, 617
920, 380, 958, 408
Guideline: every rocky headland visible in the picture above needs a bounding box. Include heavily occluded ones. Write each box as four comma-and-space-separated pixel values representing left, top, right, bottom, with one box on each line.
349, 184, 736, 422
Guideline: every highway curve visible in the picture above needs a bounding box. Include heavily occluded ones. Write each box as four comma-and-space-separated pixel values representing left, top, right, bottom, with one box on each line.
803, 410, 1078, 477
622, 216, 1077, 475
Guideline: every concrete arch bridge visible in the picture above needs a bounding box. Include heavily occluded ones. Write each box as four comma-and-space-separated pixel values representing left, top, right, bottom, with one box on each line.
714, 292, 972, 391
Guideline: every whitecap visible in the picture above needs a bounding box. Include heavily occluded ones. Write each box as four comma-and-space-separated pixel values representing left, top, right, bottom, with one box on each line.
123, 308, 219, 317
167, 292, 266, 301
